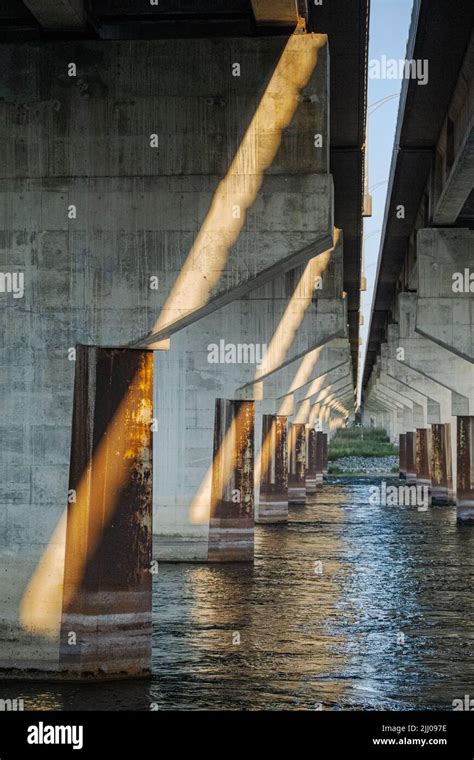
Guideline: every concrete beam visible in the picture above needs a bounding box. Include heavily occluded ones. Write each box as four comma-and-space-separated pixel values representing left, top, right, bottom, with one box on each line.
416, 229, 474, 361
22, 0, 85, 29
390, 295, 474, 414
240, 337, 351, 400
251, 0, 307, 26
433, 128, 474, 224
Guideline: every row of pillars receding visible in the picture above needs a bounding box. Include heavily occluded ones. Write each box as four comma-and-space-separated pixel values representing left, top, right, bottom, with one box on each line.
209, 402, 329, 561
60, 356, 330, 680
399, 419, 474, 520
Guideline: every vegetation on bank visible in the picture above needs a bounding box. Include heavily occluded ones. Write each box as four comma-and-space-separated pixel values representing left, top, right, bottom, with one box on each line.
328, 465, 400, 475
328, 427, 398, 460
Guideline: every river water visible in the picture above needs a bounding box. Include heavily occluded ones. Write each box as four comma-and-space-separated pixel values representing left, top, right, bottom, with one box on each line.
5, 478, 474, 710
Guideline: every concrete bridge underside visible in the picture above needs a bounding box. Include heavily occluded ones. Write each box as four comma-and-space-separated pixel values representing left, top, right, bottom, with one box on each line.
363, 4, 474, 524
0, 2, 367, 678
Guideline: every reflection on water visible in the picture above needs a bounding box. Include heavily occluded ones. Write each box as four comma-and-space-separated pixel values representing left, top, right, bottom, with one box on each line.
3, 478, 474, 710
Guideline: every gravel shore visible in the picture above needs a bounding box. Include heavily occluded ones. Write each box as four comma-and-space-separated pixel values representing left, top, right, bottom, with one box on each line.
329, 455, 398, 474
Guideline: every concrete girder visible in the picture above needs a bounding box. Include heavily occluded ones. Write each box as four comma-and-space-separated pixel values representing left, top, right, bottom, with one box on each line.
380, 343, 453, 424
394, 294, 474, 415
251, 0, 308, 26
22, 0, 85, 29
373, 360, 429, 426
237, 337, 352, 401
292, 376, 353, 424
152, 259, 347, 561
283, 363, 352, 406
416, 229, 474, 361
433, 133, 474, 225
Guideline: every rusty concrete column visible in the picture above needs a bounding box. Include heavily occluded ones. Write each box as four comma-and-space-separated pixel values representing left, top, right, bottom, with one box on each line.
430, 423, 453, 505
405, 431, 416, 485
59, 346, 153, 679
416, 428, 431, 490
315, 430, 324, 486
288, 423, 306, 504
322, 432, 328, 477
399, 433, 406, 479
257, 414, 288, 524
305, 427, 317, 494
208, 399, 254, 561
457, 417, 474, 523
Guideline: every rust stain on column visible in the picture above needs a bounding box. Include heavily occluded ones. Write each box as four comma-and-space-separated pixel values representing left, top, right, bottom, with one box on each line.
315, 430, 324, 486
288, 423, 306, 504
445, 423, 454, 504
322, 432, 328, 477
59, 346, 153, 679
405, 431, 416, 485
415, 428, 431, 492
258, 414, 288, 524
208, 399, 254, 561
399, 433, 406, 479
457, 416, 474, 523
305, 427, 317, 494
430, 423, 453, 505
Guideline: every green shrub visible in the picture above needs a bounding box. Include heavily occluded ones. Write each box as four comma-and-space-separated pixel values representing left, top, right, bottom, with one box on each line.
328, 427, 397, 460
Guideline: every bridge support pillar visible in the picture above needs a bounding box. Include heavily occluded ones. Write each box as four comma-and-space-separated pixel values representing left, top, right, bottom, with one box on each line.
60, 347, 154, 679
406, 431, 417, 485
457, 417, 474, 524
257, 414, 288, 523
288, 423, 306, 504
208, 399, 255, 561
305, 427, 317, 494
322, 433, 329, 477
415, 428, 432, 505
315, 431, 324, 485
430, 423, 454, 505
399, 433, 407, 479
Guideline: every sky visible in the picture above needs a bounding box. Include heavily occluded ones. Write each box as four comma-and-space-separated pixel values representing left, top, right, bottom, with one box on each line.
359, 0, 414, 399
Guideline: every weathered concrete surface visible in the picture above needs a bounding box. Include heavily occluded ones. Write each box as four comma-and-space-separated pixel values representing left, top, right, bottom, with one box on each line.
153, 243, 345, 560
0, 32, 337, 665
416, 229, 474, 361
394, 294, 474, 416
374, 370, 428, 429
384, 329, 458, 489
0, 36, 332, 341
243, 336, 350, 402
